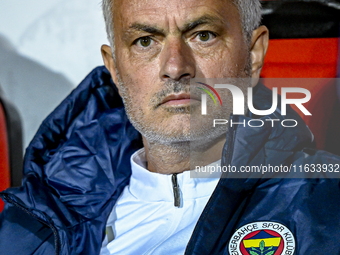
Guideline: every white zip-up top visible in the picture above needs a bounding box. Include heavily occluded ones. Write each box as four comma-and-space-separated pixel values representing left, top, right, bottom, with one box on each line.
100, 148, 221, 255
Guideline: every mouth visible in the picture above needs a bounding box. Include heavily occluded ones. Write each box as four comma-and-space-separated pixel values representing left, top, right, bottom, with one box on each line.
159, 93, 200, 107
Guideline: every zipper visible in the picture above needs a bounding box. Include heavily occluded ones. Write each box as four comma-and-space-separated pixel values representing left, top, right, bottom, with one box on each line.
171, 173, 181, 207
185, 115, 238, 254
2, 193, 60, 255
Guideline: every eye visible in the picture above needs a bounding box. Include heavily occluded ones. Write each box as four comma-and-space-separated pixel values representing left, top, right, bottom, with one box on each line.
196, 31, 216, 42
135, 36, 153, 47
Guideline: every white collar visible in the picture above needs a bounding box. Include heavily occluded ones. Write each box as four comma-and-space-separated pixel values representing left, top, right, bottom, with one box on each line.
128, 148, 221, 203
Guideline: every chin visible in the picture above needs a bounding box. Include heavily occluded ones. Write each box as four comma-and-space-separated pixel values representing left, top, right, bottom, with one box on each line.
141, 121, 226, 146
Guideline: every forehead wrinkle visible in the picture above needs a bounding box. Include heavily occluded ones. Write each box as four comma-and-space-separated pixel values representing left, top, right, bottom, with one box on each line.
123, 13, 228, 40
115, 0, 235, 35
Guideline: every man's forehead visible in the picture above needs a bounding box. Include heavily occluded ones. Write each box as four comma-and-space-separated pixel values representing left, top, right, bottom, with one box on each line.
113, 0, 223, 9
112, 0, 238, 29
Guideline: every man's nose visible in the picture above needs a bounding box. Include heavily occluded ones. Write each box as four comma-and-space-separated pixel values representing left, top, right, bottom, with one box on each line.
159, 39, 195, 81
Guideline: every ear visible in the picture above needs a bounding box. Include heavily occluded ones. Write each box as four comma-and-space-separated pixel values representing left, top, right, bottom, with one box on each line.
249, 25, 269, 87
101, 44, 119, 86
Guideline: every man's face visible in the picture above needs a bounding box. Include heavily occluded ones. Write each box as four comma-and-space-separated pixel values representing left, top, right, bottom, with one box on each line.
108, 0, 255, 144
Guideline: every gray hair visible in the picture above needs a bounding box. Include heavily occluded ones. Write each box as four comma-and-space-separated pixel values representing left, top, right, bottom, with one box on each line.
102, 0, 262, 59
102, 0, 115, 60
234, 0, 262, 42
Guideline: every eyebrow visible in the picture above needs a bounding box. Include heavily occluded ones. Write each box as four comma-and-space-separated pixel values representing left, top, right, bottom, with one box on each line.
181, 15, 222, 33
126, 14, 222, 37
128, 24, 166, 35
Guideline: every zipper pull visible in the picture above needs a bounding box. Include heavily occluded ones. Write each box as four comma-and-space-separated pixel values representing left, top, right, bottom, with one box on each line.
172, 173, 181, 207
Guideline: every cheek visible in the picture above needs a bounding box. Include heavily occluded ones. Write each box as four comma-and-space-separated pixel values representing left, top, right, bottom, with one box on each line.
123, 76, 145, 99
118, 72, 159, 112
117, 50, 160, 90
196, 51, 238, 78
195, 40, 249, 78
196, 55, 237, 78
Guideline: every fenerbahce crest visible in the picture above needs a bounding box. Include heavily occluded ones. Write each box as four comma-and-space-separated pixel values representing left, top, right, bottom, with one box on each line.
228, 222, 295, 255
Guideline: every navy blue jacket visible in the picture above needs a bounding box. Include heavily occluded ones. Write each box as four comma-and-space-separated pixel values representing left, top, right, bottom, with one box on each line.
1, 66, 339, 255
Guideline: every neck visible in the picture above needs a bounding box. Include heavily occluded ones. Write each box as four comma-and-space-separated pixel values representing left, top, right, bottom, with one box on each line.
143, 136, 226, 174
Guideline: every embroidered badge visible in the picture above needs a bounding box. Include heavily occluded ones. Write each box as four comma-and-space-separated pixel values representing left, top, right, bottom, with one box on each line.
228, 221, 295, 255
